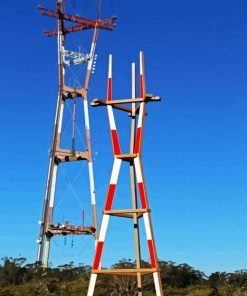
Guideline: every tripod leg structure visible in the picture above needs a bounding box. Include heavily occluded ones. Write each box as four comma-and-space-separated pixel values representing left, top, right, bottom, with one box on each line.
87, 158, 122, 295
87, 52, 163, 295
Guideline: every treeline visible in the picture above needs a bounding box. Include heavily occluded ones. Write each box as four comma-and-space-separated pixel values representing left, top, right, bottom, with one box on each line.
0, 257, 246, 295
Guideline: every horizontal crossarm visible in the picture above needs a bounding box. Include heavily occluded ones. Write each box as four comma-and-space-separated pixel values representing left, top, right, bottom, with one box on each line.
38, 5, 116, 31
47, 224, 95, 237
104, 209, 150, 214
91, 95, 161, 106
103, 208, 150, 218
62, 86, 86, 99
91, 99, 133, 113
93, 268, 159, 276
116, 153, 137, 161
45, 25, 92, 37
54, 148, 89, 163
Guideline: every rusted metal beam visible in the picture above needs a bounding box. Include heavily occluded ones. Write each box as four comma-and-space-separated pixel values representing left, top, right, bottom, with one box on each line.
45, 24, 92, 37
38, 5, 116, 32
47, 225, 95, 236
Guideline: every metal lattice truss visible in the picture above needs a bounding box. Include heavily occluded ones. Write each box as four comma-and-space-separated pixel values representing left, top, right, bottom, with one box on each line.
87, 52, 163, 296
37, 0, 115, 269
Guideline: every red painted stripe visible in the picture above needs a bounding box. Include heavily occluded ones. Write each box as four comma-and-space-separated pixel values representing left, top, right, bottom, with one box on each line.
138, 182, 147, 209
93, 241, 104, 270
140, 74, 144, 98
111, 129, 121, 155
134, 127, 141, 154
107, 78, 112, 101
148, 239, 156, 268
105, 184, 116, 210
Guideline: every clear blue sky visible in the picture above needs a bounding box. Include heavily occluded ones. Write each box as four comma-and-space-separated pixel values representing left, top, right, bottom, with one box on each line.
0, 0, 246, 275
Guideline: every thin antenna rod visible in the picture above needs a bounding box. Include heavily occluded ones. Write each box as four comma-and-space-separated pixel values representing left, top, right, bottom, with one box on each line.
59, 0, 66, 13
72, 99, 77, 152
97, 0, 101, 20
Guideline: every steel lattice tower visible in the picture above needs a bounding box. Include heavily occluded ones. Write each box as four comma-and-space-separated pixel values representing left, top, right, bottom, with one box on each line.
36, 0, 116, 268
87, 52, 163, 296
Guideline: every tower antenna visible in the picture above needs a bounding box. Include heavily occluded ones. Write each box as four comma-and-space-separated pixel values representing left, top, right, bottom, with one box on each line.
36, 0, 116, 268
97, 0, 101, 20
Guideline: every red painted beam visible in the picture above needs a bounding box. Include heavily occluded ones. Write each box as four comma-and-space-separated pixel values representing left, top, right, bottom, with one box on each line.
44, 24, 92, 37
38, 5, 116, 32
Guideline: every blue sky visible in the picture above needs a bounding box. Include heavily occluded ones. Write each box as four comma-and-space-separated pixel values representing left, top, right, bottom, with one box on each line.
0, 0, 246, 275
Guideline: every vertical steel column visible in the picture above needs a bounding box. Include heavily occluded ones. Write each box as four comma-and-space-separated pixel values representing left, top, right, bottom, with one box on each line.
37, 0, 66, 267
43, 1, 66, 268
83, 27, 99, 243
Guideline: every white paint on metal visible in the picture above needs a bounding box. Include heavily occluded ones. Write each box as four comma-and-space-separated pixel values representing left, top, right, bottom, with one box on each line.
143, 213, 152, 240
110, 158, 122, 184
43, 239, 50, 268
58, 102, 64, 133
153, 272, 162, 296
140, 51, 143, 75
54, 94, 60, 125
49, 165, 58, 207
44, 157, 52, 201
36, 243, 42, 262
57, 33, 61, 65
94, 238, 98, 250
88, 162, 96, 205
87, 42, 96, 70
137, 102, 144, 128
62, 45, 65, 75
108, 54, 112, 78
87, 273, 97, 296
83, 100, 90, 129
107, 105, 116, 130
99, 214, 109, 242
134, 157, 143, 183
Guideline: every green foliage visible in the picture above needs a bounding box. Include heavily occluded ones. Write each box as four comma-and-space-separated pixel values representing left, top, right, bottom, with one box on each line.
0, 257, 246, 296
159, 260, 206, 289
208, 270, 247, 296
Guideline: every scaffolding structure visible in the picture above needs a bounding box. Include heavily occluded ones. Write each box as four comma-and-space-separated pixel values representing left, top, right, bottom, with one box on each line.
36, 0, 116, 268
87, 52, 163, 296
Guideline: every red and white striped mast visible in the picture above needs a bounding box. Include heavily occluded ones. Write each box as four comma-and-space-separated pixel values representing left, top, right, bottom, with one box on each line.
87, 52, 163, 296
37, 0, 116, 268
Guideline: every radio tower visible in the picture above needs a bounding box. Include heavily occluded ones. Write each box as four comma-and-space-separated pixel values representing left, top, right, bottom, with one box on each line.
36, 0, 116, 268
87, 52, 163, 296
